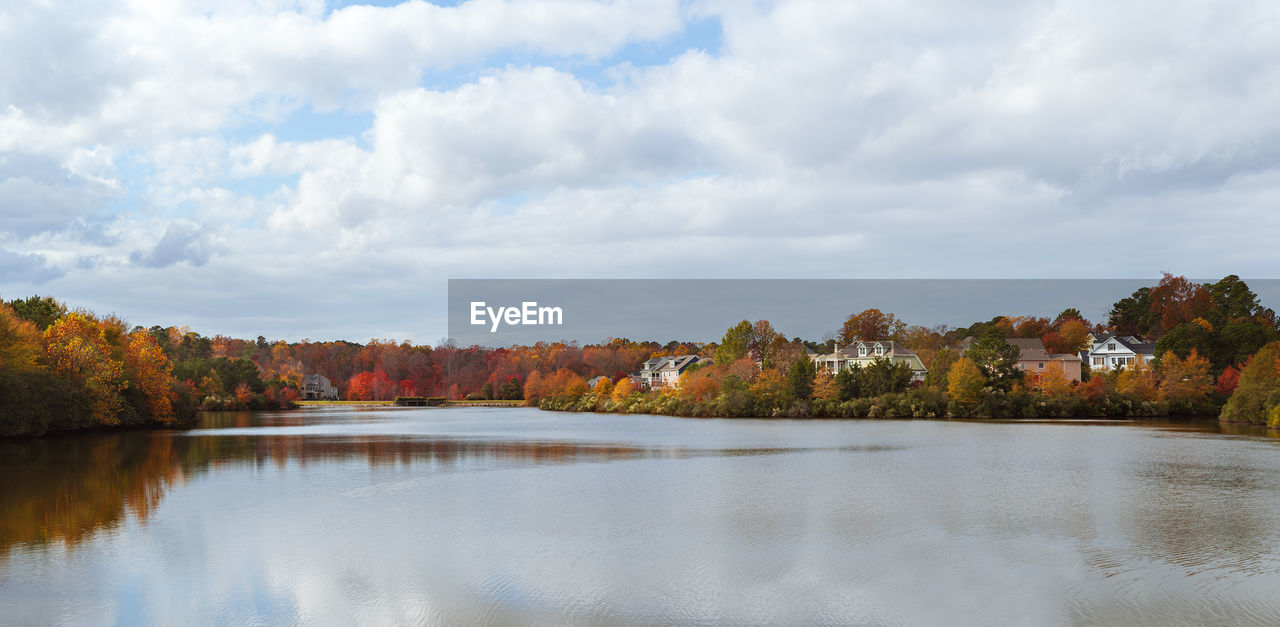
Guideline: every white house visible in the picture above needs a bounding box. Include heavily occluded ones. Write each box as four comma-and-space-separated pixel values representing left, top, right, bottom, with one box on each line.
633, 355, 709, 389
1083, 334, 1157, 371
811, 340, 928, 382
301, 373, 338, 400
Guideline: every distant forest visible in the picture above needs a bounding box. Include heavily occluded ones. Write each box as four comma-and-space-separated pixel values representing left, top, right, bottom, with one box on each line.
3, 274, 1279, 435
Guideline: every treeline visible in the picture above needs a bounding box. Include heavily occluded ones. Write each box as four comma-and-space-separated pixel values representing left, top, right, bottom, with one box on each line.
535, 275, 1280, 426
1, 300, 181, 436
535, 344, 1235, 420
0, 293, 700, 435
5, 274, 1280, 435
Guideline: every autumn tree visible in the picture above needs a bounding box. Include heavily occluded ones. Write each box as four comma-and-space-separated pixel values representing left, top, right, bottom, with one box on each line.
592, 376, 614, 396
1216, 365, 1240, 396
750, 370, 787, 412
1116, 359, 1158, 402
234, 382, 255, 407
611, 377, 634, 402
347, 371, 376, 400
1148, 274, 1214, 338
1219, 342, 1280, 425
678, 370, 718, 402
125, 330, 176, 422
524, 370, 545, 404
44, 313, 125, 426
749, 320, 784, 367
812, 368, 839, 400
947, 358, 984, 409
1158, 349, 1212, 408
1032, 361, 1074, 397
839, 309, 906, 344
0, 304, 64, 435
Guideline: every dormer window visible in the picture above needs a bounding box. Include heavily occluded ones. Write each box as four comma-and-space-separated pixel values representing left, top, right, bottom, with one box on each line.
874, 345, 883, 356
858, 345, 867, 357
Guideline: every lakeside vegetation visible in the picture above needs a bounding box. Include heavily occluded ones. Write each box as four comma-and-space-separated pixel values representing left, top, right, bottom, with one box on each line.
4, 273, 1280, 436
531, 274, 1280, 426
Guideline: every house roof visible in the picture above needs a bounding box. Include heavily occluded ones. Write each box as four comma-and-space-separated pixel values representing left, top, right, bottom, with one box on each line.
1005, 338, 1050, 361
955, 336, 1083, 362
1094, 334, 1157, 355
818, 340, 918, 360
640, 355, 703, 373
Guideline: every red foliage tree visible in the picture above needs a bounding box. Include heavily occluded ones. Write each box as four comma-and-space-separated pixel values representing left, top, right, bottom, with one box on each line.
1216, 365, 1240, 396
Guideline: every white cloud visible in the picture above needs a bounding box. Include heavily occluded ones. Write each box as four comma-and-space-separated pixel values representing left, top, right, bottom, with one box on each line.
3, 0, 1280, 339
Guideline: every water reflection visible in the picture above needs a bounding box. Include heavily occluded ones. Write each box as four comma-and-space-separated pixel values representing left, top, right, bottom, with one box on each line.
1, 410, 1279, 625
0, 427, 673, 556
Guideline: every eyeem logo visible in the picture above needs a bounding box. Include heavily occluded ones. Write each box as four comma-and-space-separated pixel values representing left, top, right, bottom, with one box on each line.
470, 301, 563, 332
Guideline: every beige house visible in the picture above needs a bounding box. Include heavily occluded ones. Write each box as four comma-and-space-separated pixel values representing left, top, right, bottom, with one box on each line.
633, 355, 709, 389
811, 340, 928, 382
955, 337, 1081, 381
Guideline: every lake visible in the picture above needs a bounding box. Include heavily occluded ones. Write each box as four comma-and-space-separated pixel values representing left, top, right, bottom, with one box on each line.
3, 408, 1280, 625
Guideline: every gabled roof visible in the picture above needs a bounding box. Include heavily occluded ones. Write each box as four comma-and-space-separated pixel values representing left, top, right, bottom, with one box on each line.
955, 336, 1078, 362
1005, 338, 1050, 361
818, 340, 918, 360
658, 355, 697, 372
1094, 335, 1156, 355
641, 355, 703, 373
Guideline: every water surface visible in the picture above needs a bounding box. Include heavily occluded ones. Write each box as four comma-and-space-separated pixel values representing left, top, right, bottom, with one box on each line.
2, 408, 1280, 625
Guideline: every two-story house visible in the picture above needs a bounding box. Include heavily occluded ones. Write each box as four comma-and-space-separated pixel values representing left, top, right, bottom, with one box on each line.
811, 340, 928, 382
953, 336, 1082, 381
633, 355, 710, 389
1082, 334, 1156, 371
301, 373, 339, 400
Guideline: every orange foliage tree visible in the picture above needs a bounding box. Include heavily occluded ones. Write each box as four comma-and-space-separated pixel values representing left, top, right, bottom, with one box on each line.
1158, 349, 1212, 405
125, 330, 176, 422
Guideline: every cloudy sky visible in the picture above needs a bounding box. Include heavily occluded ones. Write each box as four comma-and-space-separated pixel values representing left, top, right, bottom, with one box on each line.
2, 0, 1279, 342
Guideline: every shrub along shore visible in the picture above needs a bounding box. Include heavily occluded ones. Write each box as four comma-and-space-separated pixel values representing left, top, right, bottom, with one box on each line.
529, 339, 1280, 427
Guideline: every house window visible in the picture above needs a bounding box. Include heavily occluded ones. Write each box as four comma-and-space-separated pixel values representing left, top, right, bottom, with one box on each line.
1038, 363, 1045, 369
1108, 343, 1116, 351
858, 346, 867, 357
875, 345, 883, 356
1093, 357, 1103, 366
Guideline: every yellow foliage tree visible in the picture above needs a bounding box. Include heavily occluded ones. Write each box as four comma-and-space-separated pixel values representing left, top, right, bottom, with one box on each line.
592, 376, 614, 396
749, 369, 787, 410
611, 377, 634, 402
1032, 361, 1073, 397
947, 357, 984, 406
43, 313, 125, 425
